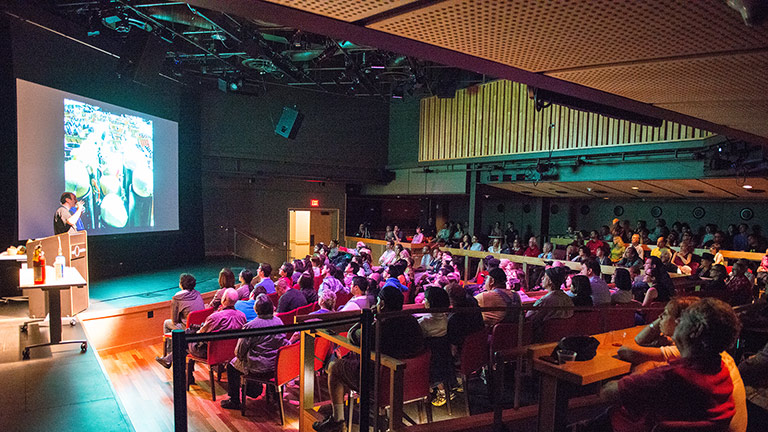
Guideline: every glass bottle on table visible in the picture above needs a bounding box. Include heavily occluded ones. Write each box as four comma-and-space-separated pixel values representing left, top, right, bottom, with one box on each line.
33, 245, 46, 284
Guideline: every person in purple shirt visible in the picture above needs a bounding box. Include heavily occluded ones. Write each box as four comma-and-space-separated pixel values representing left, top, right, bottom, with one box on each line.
156, 288, 247, 381
318, 263, 347, 298
221, 294, 288, 410
254, 263, 276, 294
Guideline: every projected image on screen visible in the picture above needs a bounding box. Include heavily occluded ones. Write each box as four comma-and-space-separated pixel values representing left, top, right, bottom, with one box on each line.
64, 99, 154, 229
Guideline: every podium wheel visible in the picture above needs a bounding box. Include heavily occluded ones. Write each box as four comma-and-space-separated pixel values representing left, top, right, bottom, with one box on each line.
22, 349, 30, 360
81, 342, 88, 353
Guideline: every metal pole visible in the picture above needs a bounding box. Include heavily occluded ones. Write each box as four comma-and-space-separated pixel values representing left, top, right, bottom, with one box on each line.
172, 329, 188, 432
359, 309, 374, 432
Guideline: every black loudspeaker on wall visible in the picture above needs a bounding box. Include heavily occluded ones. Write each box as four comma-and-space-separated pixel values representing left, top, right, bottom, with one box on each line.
118, 31, 169, 85
275, 107, 303, 139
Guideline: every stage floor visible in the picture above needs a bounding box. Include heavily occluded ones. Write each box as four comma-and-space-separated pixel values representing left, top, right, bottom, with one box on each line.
88, 257, 259, 312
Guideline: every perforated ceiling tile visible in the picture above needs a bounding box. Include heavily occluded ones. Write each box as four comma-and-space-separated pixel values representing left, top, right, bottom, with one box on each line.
261, 0, 419, 22
656, 101, 768, 138
369, 0, 768, 72
548, 52, 768, 104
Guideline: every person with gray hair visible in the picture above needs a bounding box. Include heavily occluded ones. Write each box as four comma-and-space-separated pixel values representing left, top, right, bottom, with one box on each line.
312, 289, 337, 314
221, 294, 288, 410
576, 298, 742, 431
156, 288, 247, 380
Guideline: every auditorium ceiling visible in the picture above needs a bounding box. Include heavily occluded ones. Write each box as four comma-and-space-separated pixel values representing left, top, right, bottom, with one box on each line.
491, 177, 768, 200
182, 0, 768, 145
12, 1, 768, 145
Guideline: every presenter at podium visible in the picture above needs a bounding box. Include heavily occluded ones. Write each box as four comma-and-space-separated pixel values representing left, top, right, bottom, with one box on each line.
53, 192, 84, 235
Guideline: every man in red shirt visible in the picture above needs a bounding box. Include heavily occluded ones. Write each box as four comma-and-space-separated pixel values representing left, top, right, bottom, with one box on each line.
586, 230, 606, 256
575, 297, 741, 431
726, 260, 754, 306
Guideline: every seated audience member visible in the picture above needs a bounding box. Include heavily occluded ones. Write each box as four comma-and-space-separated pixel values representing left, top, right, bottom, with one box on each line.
526, 266, 573, 325
727, 260, 754, 306
474, 267, 522, 327
523, 236, 541, 257
641, 256, 674, 307
318, 263, 347, 298
292, 259, 306, 284
470, 235, 484, 251
343, 262, 360, 287
436, 223, 451, 242
220, 294, 288, 410
236, 269, 255, 300
418, 286, 454, 406
411, 226, 425, 244
310, 255, 324, 277
586, 230, 606, 256
163, 273, 206, 353
571, 245, 591, 263
595, 244, 612, 266
578, 298, 742, 431
328, 240, 340, 260
659, 249, 678, 274
156, 288, 247, 372
509, 238, 524, 255
611, 268, 634, 304
254, 263, 276, 294
757, 251, 768, 295
234, 296, 258, 322
629, 234, 645, 259
696, 252, 716, 278
378, 240, 398, 267
312, 289, 336, 314
711, 243, 726, 266
649, 236, 670, 258
488, 238, 503, 253
354, 223, 370, 239
580, 259, 612, 305
610, 236, 627, 263
539, 242, 555, 260
672, 241, 700, 275
616, 245, 643, 268
570, 275, 594, 307
420, 246, 434, 269
313, 286, 425, 432
458, 234, 472, 250
393, 225, 406, 242
276, 270, 307, 314
278, 262, 294, 290
383, 261, 409, 293
291, 272, 315, 305
384, 225, 395, 242
340, 276, 373, 311
708, 264, 728, 291
209, 268, 238, 309
607, 298, 746, 432
445, 282, 484, 353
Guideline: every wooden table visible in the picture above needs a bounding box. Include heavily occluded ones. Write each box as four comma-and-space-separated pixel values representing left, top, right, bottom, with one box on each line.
19, 266, 88, 359
529, 326, 643, 432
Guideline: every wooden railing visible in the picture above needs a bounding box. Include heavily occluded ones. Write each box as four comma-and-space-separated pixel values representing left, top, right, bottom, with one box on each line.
550, 236, 765, 262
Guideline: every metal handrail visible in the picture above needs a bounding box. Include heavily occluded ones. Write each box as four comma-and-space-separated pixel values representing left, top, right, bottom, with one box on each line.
233, 227, 280, 251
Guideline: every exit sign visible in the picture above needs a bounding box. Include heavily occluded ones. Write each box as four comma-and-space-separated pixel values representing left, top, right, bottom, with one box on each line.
310, 199, 320, 207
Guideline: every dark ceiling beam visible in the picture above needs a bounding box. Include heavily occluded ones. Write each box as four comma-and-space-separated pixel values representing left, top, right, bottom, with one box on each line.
353, 0, 451, 27
184, 0, 768, 146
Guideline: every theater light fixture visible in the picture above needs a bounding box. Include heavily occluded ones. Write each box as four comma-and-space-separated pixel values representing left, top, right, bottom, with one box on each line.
743, 184, 753, 189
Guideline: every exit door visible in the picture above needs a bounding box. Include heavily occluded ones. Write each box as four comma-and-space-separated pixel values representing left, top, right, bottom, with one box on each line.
288, 209, 339, 261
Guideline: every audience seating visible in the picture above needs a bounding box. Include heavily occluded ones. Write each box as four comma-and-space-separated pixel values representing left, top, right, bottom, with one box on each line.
335, 291, 353, 308
186, 337, 238, 401
295, 302, 315, 316
267, 292, 280, 306
276, 309, 297, 326
162, 307, 214, 356
240, 342, 301, 424
458, 328, 490, 415
538, 310, 603, 343
604, 305, 638, 331
348, 350, 433, 431
642, 302, 667, 323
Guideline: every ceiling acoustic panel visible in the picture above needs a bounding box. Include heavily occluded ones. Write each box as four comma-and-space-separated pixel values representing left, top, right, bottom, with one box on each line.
656, 100, 768, 139
548, 52, 768, 105
261, 0, 420, 22
368, 0, 768, 73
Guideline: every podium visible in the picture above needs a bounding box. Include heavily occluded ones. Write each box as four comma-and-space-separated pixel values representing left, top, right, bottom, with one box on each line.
25, 231, 89, 318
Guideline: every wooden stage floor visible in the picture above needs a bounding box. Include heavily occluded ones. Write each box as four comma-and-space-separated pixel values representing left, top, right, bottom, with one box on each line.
98, 341, 301, 432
